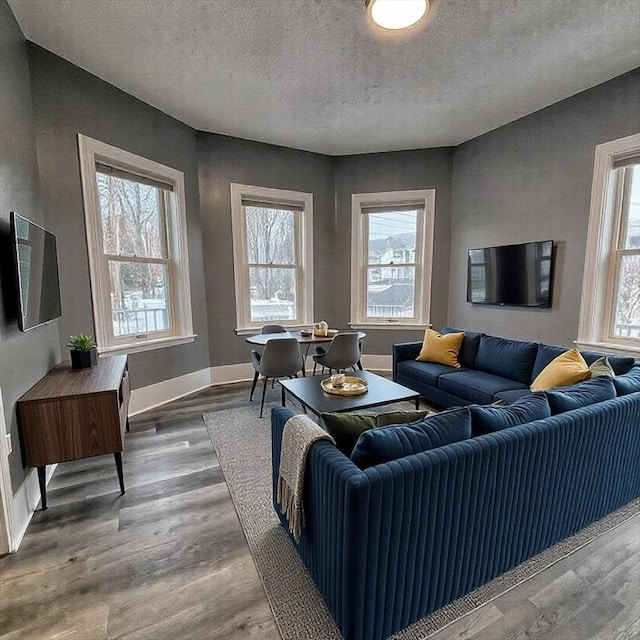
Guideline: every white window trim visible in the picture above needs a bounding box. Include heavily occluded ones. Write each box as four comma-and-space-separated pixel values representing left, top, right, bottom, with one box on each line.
350, 189, 435, 329
230, 183, 314, 333
78, 134, 195, 355
576, 132, 640, 356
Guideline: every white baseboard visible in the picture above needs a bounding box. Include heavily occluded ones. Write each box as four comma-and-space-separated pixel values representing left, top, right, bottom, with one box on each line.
129, 355, 393, 416
361, 354, 392, 371
129, 364, 258, 415
129, 367, 212, 415
11, 465, 56, 551
209, 363, 255, 386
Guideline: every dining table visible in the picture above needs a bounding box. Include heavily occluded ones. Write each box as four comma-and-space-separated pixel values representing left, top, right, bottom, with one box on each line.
245, 330, 366, 375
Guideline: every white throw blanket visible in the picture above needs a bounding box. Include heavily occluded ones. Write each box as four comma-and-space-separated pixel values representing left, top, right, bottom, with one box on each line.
277, 415, 335, 543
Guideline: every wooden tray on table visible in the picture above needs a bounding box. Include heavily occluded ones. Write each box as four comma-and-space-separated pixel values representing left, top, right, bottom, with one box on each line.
320, 376, 369, 396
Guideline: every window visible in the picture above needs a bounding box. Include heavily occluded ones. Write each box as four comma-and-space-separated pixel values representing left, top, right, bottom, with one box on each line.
230, 184, 313, 333
78, 135, 194, 354
578, 133, 640, 355
350, 190, 435, 328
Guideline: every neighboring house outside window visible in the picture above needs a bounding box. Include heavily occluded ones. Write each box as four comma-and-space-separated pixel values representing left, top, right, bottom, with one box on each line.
578, 133, 640, 355
350, 190, 435, 329
78, 135, 194, 354
230, 183, 313, 334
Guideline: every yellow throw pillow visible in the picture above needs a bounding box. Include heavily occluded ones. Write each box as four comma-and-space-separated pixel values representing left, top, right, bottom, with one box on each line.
416, 329, 464, 368
530, 348, 590, 391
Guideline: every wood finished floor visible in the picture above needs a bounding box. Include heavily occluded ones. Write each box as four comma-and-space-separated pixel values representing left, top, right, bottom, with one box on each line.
0, 380, 638, 640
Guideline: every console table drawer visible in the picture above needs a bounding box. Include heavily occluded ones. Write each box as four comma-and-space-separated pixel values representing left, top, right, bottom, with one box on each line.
19, 392, 123, 467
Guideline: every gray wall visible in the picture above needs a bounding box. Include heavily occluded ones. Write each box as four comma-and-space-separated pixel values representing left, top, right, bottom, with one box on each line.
334, 149, 454, 355
197, 133, 335, 366
0, 0, 61, 492
448, 69, 640, 347
26, 44, 210, 389
197, 139, 454, 365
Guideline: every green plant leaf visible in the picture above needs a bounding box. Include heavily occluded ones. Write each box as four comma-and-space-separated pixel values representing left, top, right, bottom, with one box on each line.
67, 334, 96, 351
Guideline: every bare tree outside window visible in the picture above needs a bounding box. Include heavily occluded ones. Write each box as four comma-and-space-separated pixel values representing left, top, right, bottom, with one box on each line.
244, 205, 298, 322
230, 184, 313, 331
578, 135, 640, 353
97, 172, 170, 337
615, 255, 640, 336
79, 135, 193, 352
613, 164, 640, 338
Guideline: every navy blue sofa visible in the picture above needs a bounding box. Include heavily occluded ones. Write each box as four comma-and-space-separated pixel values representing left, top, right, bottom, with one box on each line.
271, 385, 640, 640
393, 329, 637, 407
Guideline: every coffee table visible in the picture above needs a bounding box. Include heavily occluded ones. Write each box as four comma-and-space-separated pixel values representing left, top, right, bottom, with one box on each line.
279, 370, 420, 418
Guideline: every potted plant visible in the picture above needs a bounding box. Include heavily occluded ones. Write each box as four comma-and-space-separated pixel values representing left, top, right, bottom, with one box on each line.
67, 334, 98, 369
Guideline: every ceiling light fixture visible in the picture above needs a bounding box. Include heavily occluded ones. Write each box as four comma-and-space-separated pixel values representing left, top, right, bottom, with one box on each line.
366, 0, 429, 31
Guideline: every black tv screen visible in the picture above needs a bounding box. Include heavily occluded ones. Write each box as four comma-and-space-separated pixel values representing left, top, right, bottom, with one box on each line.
467, 240, 554, 308
10, 212, 62, 331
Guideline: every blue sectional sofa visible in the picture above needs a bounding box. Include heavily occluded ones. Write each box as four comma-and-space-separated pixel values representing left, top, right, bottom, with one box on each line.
393, 328, 637, 407
271, 371, 640, 640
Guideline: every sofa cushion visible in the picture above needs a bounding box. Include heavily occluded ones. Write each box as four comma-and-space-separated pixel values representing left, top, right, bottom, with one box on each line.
469, 393, 551, 436
396, 359, 460, 387
441, 327, 482, 368
530, 348, 590, 391
589, 356, 615, 378
531, 344, 570, 380
416, 329, 464, 367
438, 370, 528, 406
493, 388, 535, 404
532, 344, 635, 379
581, 351, 636, 375
474, 335, 538, 385
321, 409, 429, 457
350, 407, 471, 469
543, 376, 616, 414
612, 366, 640, 396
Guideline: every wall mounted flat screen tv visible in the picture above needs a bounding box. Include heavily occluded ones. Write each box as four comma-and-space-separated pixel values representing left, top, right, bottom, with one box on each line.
467, 240, 554, 308
10, 212, 62, 331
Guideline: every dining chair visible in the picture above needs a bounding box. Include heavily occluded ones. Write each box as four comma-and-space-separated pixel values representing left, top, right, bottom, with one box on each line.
261, 324, 286, 334
257, 324, 288, 374
356, 335, 364, 371
250, 338, 304, 417
312, 332, 361, 376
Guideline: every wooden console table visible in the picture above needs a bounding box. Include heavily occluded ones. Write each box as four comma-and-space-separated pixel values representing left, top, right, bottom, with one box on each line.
18, 355, 130, 510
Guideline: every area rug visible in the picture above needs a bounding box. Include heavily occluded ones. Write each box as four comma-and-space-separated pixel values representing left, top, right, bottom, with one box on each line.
203, 406, 640, 640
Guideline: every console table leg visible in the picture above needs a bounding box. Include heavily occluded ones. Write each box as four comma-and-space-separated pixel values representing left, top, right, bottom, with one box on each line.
114, 452, 125, 494
37, 465, 47, 510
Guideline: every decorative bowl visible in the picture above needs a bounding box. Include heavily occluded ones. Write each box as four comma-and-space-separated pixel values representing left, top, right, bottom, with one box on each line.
321, 376, 368, 396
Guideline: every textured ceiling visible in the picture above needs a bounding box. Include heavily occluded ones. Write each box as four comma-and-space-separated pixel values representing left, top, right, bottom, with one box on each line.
8, 0, 640, 155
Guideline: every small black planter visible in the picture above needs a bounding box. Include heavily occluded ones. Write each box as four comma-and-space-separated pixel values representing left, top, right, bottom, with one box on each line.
70, 348, 98, 369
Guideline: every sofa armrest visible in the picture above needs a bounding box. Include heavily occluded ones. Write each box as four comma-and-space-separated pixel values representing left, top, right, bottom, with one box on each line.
270, 406, 369, 636
271, 406, 362, 515
392, 341, 422, 380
